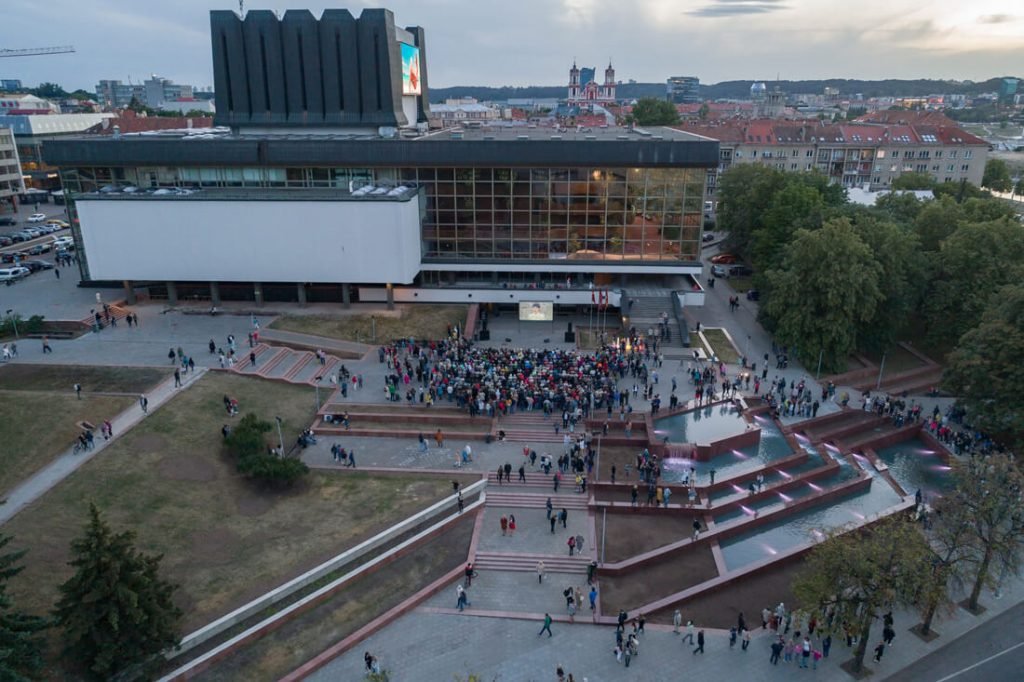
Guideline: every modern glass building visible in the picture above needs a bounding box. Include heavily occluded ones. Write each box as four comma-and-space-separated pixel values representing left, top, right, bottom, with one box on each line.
41, 8, 717, 308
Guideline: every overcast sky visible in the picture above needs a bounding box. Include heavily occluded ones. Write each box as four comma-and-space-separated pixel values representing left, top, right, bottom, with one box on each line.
3, 0, 1022, 91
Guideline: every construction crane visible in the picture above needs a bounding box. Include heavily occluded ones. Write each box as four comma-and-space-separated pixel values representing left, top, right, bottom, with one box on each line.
0, 46, 75, 58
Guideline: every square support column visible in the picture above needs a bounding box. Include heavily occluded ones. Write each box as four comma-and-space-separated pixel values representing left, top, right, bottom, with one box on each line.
166, 282, 178, 305
210, 282, 221, 306
297, 283, 307, 306
341, 283, 351, 308
122, 280, 136, 305
385, 282, 395, 311
253, 282, 263, 307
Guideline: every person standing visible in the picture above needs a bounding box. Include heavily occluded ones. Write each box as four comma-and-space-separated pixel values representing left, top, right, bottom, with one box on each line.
567, 535, 576, 556
673, 609, 682, 634
550, 514, 557, 534
174, 368, 182, 388
457, 491, 464, 514
693, 629, 705, 655
692, 518, 702, 541
519, 464, 526, 483
546, 497, 553, 519
538, 613, 553, 637
873, 641, 886, 663
508, 514, 517, 536
800, 636, 811, 668
249, 350, 257, 367
741, 628, 751, 651
537, 560, 545, 584
560, 508, 568, 528
74, 383, 82, 399
139, 394, 148, 414
589, 585, 597, 610
500, 515, 508, 536
770, 639, 783, 665
575, 533, 585, 555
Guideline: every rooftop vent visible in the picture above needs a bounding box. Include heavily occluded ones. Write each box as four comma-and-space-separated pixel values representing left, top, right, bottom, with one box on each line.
517, 135, 529, 140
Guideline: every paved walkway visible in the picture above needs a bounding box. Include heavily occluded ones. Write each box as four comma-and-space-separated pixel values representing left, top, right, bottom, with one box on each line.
0, 368, 207, 524
307, 570, 1024, 681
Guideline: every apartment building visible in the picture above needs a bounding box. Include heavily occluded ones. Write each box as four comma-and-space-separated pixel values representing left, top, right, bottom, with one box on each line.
680, 118, 988, 199
0, 126, 25, 209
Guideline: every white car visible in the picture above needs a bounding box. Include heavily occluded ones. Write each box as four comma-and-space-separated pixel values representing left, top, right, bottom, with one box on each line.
53, 236, 73, 246
27, 213, 47, 223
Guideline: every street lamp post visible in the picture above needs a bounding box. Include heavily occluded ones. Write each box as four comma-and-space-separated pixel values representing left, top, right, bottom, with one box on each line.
274, 416, 284, 457
816, 349, 824, 381
876, 350, 887, 390
4, 309, 16, 339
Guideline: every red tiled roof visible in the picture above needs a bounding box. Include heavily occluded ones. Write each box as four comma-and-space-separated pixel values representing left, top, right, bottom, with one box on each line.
85, 116, 215, 135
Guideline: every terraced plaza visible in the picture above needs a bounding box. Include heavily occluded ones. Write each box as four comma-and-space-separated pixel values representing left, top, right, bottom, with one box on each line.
0, 296, 1015, 681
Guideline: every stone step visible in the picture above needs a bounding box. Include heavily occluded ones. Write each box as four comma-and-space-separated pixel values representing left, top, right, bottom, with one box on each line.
473, 552, 591, 573
487, 493, 590, 510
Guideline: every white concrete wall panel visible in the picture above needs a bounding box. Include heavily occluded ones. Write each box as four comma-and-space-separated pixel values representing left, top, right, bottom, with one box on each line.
75, 199, 421, 283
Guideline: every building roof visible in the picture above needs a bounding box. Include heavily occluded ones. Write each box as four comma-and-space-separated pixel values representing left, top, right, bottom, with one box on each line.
4, 113, 115, 136
84, 115, 215, 136
672, 118, 986, 147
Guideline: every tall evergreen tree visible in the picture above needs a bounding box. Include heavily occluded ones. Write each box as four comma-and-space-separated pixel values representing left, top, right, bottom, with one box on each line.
53, 505, 182, 680
0, 535, 48, 681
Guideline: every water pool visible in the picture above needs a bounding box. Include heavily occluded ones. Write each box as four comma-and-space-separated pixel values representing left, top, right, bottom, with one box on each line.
661, 419, 795, 484
654, 404, 747, 444
713, 466, 862, 524
874, 438, 953, 500
718, 479, 903, 571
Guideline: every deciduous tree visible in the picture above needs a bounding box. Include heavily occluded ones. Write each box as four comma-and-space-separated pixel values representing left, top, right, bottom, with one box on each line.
794, 515, 933, 674
945, 285, 1024, 453
891, 171, 935, 191
626, 98, 679, 126
54, 505, 182, 680
762, 219, 883, 372
981, 159, 1012, 192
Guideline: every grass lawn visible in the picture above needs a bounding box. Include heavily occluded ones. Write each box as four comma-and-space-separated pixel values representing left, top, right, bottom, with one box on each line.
271, 305, 468, 344
196, 517, 475, 680
727, 276, 754, 294
0, 391, 134, 496
0, 364, 169, 394
3, 372, 460, 656
865, 344, 929, 375
701, 328, 740, 364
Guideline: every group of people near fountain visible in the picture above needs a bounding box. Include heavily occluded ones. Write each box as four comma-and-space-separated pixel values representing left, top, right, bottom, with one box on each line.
378, 338, 661, 418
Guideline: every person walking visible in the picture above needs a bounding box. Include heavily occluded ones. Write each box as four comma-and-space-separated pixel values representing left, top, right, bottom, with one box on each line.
249, 350, 257, 367
74, 383, 82, 399
770, 639, 783, 665
500, 515, 508, 536
589, 585, 597, 610
546, 497, 553, 519
42, 336, 52, 354
800, 636, 811, 668
560, 508, 568, 528
139, 394, 148, 414
518, 464, 526, 483
537, 560, 545, 584
464, 562, 475, 588
567, 535, 576, 556
693, 629, 705, 655
508, 514, 516, 536
673, 609, 682, 634
575, 533, 585, 555
418, 433, 428, 452
538, 613, 553, 637
742, 628, 751, 651
456, 583, 470, 611
174, 368, 182, 388
683, 620, 695, 645
550, 514, 557, 533
873, 641, 886, 663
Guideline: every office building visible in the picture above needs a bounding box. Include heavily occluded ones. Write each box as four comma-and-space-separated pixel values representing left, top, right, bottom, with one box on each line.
0, 80, 23, 92
0, 94, 60, 115
44, 8, 716, 310
0, 126, 25, 210
667, 76, 700, 104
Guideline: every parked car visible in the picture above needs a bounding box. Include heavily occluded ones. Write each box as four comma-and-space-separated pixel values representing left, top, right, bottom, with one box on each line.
1, 251, 28, 263
45, 219, 69, 228
710, 264, 727, 278
746, 289, 760, 301
27, 213, 47, 223
702, 232, 715, 242
0, 266, 29, 282
36, 224, 57, 234
0, 216, 16, 227
710, 253, 739, 264
21, 227, 42, 238
729, 265, 754, 277
52, 236, 73, 247
27, 243, 52, 255
21, 259, 53, 272
0, 235, 12, 246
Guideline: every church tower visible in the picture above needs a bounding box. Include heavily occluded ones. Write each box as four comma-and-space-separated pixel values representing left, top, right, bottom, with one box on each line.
603, 61, 616, 101
568, 61, 581, 102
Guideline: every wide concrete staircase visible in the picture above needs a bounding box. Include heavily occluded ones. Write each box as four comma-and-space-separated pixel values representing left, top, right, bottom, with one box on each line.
79, 303, 131, 327
623, 288, 687, 353
492, 411, 566, 443
473, 551, 590, 575
486, 488, 590, 511
223, 342, 342, 387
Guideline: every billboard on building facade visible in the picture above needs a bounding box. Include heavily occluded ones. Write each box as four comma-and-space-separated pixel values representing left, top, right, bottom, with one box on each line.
401, 43, 421, 95
519, 302, 553, 322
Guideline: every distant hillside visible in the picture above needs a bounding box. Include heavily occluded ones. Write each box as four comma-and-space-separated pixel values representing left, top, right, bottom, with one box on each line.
430, 77, 1019, 103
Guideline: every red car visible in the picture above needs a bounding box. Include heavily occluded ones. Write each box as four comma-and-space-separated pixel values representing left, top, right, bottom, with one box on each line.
710, 253, 739, 264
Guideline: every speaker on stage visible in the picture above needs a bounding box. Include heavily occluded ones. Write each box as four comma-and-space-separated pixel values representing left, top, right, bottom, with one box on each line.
479, 330, 491, 341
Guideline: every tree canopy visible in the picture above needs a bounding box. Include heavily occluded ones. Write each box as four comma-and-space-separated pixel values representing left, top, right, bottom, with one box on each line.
891, 171, 935, 191
982, 159, 1013, 193
0, 535, 48, 681
794, 515, 934, 674
944, 285, 1024, 451
627, 98, 679, 126
762, 218, 883, 372
54, 505, 182, 679
224, 413, 309, 486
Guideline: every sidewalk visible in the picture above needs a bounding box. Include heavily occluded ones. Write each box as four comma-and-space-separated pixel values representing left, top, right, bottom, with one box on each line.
305, 555, 1024, 681
0, 368, 207, 525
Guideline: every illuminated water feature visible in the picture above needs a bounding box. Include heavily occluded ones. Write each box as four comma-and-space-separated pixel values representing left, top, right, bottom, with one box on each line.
718, 480, 903, 571
713, 465, 860, 524
660, 418, 796, 484
654, 404, 747, 445
874, 438, 954, 500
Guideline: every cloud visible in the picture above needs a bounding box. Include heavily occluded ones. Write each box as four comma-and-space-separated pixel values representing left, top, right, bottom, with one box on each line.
686, 0, 788, 18
977, 14, 1016, 24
